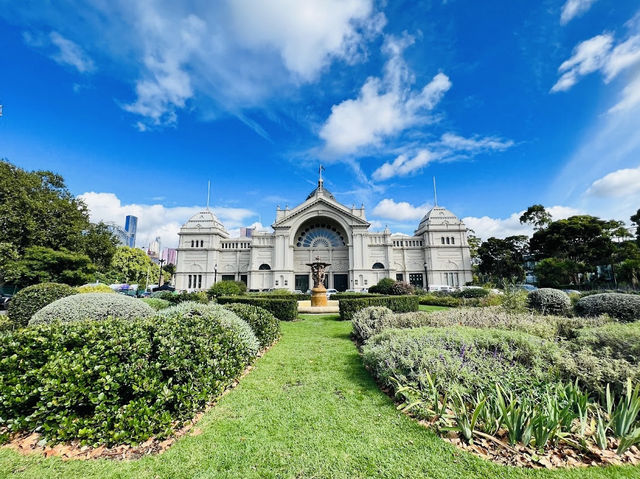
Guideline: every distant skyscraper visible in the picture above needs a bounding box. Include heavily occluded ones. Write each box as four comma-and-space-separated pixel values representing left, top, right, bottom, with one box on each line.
239, 227, 255, 238
149, 236, 161, 256
105, 222, 129, 246
125, 215, 137, 247
161, 247, 178, 265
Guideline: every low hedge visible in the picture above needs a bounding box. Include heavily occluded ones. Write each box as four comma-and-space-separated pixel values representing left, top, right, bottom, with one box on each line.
419, 294, 461, 307
223, 303, 281, 348
7, 283, 76, 329
331, 293, 376, 300
0, 311, 253, 445
30, 293, 154, 325
339, 295, 419, 321
575, 293, 640, 322
217, 296, 298, 321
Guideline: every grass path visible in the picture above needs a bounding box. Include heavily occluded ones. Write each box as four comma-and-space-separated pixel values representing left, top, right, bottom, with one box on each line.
0, 314, 637, 478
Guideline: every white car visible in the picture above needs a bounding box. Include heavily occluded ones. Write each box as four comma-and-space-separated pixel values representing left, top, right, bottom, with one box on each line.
325, 288, 338, 297
428, 284, 455, 293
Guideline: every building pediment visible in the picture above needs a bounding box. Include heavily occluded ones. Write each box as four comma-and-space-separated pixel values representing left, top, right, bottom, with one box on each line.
272, 195, 369, 229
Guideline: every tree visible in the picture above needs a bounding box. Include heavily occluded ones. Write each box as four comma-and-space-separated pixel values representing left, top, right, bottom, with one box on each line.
477, 236, 528, 282
519, 205, 552, 231
467, 233, 481, 260
0, 160, 90, 253
80, 222, 120, 270
207, 280, 246, 299
534, 257, 585, 288
2, 246, 95, 287
369, 277, 396, 294
109, 246, 161, 287
631, 209, 640, 243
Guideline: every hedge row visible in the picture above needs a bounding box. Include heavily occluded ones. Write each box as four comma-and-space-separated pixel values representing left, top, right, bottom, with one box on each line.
216, 296, 298, 321
0, 311, 253, 445
338, 295, 419, 321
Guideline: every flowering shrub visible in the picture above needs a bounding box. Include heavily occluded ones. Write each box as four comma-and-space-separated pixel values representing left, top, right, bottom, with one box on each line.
7, 283, 76, 329
222, 303, 280, 348
575, 293, 640, 322
527, 288, 571, 316
390, 281, 414, 295
75, 284, 115, 294
29, 293, 154, 325
351, 306, 395, 343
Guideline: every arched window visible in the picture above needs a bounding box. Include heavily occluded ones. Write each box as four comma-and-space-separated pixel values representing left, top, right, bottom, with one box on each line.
191, 240, 194, 247
258, 264, 271, 270
446, 237, 450, 244
451, 237, 455, 245
372, 262, 385, 269
201, 240, 204, 247
295, 223, 346, 248
441, 237, 445, 245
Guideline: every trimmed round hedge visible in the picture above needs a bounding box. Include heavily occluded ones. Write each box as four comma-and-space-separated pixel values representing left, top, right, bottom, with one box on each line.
352, 306, 395, 343
29, 293, 154, 325
527, 288, 571, 316
75, 284, 115, 294
158, 302, 259, 358
7, 283, 76, 329
575, 293, 640, 322
222, 303, 280, 349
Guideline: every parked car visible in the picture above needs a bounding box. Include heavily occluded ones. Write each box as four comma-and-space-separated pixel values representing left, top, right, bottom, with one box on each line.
325, 288, 338, 297
428, 284, 455, 293
0, 294, 11, 310
293, 290, 304, 294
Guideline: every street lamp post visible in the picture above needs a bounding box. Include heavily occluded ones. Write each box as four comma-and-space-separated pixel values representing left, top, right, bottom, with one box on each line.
424, 262, 429, 292
158, 259, 165, 288
214, 264, 218, 284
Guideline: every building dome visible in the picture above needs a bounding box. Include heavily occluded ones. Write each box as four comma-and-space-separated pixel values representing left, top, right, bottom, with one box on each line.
415, 206, 463, 234
181, 209, 228, 236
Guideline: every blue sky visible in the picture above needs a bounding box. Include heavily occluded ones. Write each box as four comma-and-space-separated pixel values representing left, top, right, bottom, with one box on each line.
1, 0, 640, 248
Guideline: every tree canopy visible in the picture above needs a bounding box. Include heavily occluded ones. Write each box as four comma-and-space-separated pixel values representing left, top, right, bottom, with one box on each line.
477, 235, 528, 282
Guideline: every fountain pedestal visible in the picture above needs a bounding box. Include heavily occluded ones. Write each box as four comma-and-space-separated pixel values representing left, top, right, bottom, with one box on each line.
311, 285, 328, 307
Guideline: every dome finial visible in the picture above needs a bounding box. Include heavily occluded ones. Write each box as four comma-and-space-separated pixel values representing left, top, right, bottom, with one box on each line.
318, 164, 325, 188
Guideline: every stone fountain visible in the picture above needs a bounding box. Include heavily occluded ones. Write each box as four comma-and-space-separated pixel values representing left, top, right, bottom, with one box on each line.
306, 256, 331, 307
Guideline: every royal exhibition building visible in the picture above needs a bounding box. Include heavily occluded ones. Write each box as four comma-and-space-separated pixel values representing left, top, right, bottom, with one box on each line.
175, 174, 473, 293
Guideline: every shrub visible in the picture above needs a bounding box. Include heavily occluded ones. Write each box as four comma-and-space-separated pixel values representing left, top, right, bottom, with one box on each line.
390, 281, 414, 295
75, 284, 115, 294
150, 291, 175, 300
207, 280, 247, 299
351, 306, 395, 343
368, 278, 395, 295
527, 288, 571, 316
141, 297, 171, 310
500, 285, 528, 313
339, 295, 419, 321
223, 303, 280, 348
419, 294, 461, 307
217, 296, 298, 321
30, 293, 154, 325
362, 327, 564, 399
157, 302, 259, 357
569, 322, 640, 364
170, 291, 209, 304
453, 288, 490, 299
0, 311, 253, 445
575, 293, 640, 322
7, 283, 76, 329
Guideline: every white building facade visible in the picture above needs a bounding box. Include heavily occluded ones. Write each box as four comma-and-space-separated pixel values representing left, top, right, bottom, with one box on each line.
175, 178, 473, 292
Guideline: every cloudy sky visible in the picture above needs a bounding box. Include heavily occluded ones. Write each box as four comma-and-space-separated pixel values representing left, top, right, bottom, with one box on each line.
1, 0, 639, 248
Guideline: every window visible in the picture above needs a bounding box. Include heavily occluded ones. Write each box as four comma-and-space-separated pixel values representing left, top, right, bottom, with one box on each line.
446, 237, 450, 244
188, 275, 192, 288
451, 237, 455, 245
409, 273, 424, 287
198, 275, 202, 289
295, 224, 346, 248
372, 262, 384, 269
258, 264, 271, 270
396, 273, 403, 281
441, 237, 445, 244
191, 240, 194, 247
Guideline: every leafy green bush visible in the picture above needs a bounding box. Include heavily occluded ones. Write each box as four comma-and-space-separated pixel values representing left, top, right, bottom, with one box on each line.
390, 281, 414, 295
157, 302, 259, 357
75, 284, 115, 294
217, 296, 298, 321
453, 288, 490, 299
527, 288, 571, 316
223, 303, 280, 348
368, 278, 395, 295
0, 311, 253, 445
339, 295, 419, 321
207, 280, 247, 299
351, 306, 395, 343
150, 290, 174, 300
30, 293, 154, 325
7, 282, 76, 329
569, 322, 640, 365
141, 297, 171, 310
419, 294, 461, 307
575, 293, 640, 322
363, 327, 563, 399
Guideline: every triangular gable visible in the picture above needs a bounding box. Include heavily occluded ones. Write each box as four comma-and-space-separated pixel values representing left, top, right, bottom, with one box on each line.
273, 196, 370, 228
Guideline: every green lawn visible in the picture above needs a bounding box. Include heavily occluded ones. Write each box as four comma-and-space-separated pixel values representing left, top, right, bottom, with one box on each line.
0, 314, 636, 478
418, 304, 449, 312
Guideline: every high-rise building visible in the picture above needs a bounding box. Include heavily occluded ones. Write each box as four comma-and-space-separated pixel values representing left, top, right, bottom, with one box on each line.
149, 236, 161, 256
105, 222, 129, 246
161, 248, 178, 265
125, 215, 138, 248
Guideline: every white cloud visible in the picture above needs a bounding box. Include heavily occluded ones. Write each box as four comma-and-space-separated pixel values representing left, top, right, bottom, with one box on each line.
586, 165, 640, 197
319, 34, 451, 155
23, 31, 95, 73
79, 192, 257, 248
12, 1, 382, 130
551, 34, 613, 92
372, 133, 513, 181
463, 206, 583, 241
371, 198, 430, 221
560, 0, 598, 25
